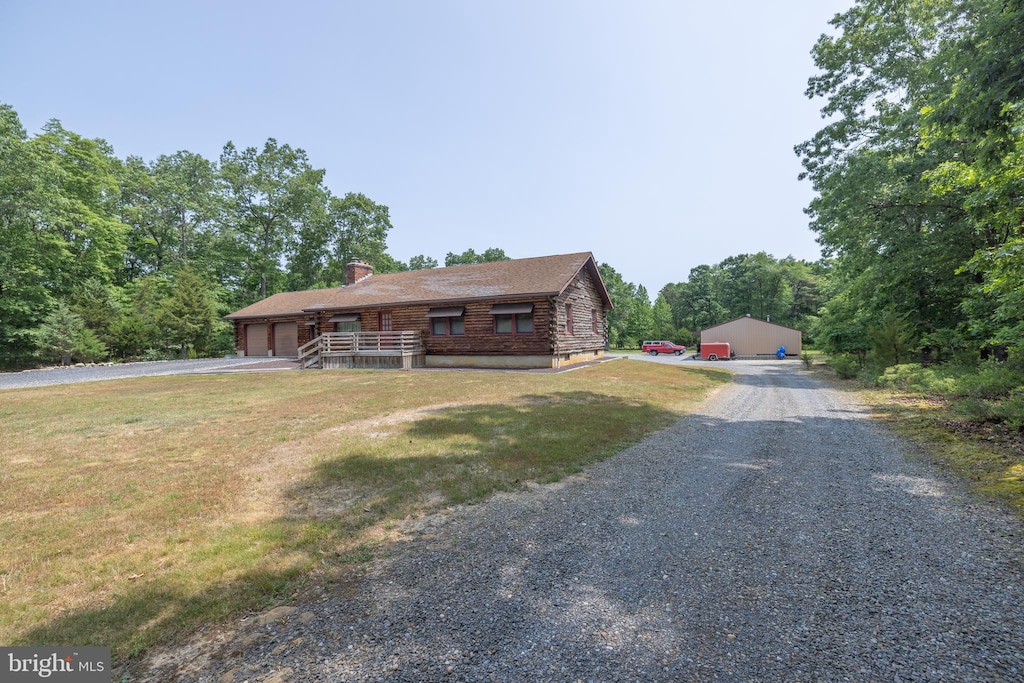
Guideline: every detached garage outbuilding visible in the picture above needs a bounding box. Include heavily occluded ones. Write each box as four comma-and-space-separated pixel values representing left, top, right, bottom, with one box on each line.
700, 316, 802, 358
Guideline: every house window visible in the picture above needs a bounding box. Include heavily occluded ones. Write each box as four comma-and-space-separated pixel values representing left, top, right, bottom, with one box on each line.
565, 303, 573, 335
432, 316, 465, 335
490, 302, 534, 335
378, 311, 393, 331
329, 313, 360, 333
427, 307, 465, 336
494, 313, 533, 334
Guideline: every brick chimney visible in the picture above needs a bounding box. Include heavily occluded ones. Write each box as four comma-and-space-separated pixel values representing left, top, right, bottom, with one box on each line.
345, 260, 374, 285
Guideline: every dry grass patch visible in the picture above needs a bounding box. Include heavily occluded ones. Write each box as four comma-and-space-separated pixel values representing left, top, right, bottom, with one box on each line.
0, 360, 729, 662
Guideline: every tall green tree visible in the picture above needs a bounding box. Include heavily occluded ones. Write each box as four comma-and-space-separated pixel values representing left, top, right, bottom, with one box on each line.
219, 139, 327, 302
0, 107, 128, 365
918, 0, 1024, 354
812, 268, 871, 360
445, 248, 509, 266
109, 275, 172, 357
328, 193, 394, 276
290, 192, 396, 288
409, 255, 439, 270
716, 253, 792, 322
597, 263, 635, 348
33, 120, 128, 292
158, 267, 221, 359
652, 295, 675, 340
70, 278, 121, 347
961, 238, 1024, 354
674, 265, 726, 331
0, 105, 55, 364
119, 151, 221, 279
796, 0, 1004, 365
781, 257, 825, 326
624, 286, 655, 345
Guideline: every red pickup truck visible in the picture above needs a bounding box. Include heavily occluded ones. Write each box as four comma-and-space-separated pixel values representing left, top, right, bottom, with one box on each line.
641, 340, 687, 356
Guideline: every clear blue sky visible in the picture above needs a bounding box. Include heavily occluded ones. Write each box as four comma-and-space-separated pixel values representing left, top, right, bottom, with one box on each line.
1, 0, 849, 298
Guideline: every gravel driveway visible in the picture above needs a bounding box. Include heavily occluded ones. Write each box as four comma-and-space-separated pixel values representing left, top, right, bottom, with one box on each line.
137, 360, 1023, 682
0, 357, 297, 390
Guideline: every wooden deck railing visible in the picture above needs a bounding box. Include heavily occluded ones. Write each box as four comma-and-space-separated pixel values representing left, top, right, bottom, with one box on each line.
298, 335, 323, 369
298, 331, 425, 369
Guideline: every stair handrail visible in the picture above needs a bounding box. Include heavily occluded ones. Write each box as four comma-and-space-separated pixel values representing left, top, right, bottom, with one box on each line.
298, 335, 322, 369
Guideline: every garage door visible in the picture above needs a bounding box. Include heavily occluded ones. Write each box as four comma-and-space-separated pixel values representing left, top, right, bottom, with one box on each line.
246, 324, 268, 357
273, 322, 298, 357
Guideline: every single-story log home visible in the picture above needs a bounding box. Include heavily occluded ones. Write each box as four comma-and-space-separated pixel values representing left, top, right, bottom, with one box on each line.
225, 252, 613, 370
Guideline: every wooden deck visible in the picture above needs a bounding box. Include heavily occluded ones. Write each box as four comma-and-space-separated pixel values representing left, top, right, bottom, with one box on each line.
298, 332, 425, 370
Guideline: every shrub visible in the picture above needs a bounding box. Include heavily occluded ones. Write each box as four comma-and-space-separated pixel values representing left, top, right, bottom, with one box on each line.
674, 327, 698, 348
827, 353, 861, 379
142, 348, 171, 362
951, 359, 1024, 399
876, 363, 962, 395
208, 323, 237, 357
109, 313, 156, 359
954, 397, 998, 424
954, 393, 1024, 432
998, 392, 1024, 431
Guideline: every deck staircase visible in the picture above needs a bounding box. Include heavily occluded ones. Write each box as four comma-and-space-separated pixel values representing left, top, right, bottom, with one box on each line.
298, 336, 323, 369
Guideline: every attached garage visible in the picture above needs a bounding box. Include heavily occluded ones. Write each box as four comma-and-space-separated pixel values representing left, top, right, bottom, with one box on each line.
246, 324, 268, 357
700, 316, 802, 358
273, 322, 298, 357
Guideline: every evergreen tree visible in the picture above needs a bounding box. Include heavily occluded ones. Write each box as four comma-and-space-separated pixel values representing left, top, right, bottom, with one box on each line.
34, 303, 106, 365
158, 268, 220, 359
625, 286, 655, 346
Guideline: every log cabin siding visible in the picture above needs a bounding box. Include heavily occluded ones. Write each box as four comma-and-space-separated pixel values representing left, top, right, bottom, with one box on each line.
551, 268, 608, 355
319, 298, 555, 356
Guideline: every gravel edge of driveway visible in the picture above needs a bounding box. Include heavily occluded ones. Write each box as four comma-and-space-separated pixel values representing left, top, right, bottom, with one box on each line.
0, 357, 300, 390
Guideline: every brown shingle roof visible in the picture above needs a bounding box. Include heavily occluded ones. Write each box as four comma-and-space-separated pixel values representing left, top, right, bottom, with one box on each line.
225, 252, 610, 320
224, 289, 339, 320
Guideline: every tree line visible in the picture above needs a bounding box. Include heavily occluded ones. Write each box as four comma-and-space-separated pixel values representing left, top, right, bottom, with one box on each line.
1, 96, 783, 366
797, 0, 1023, 369
0, 104, 531, 366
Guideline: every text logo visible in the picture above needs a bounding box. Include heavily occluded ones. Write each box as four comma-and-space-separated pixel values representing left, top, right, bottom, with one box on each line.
2, 648, 110, 682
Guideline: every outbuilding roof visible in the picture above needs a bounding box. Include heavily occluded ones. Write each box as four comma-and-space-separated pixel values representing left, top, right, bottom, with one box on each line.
700, 315, 803, 333
225, 252, 611, 320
